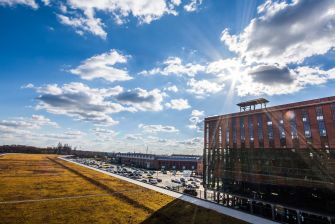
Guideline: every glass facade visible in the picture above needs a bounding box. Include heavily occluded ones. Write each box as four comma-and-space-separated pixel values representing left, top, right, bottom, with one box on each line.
289, 111, 299, 148
331, 103, 335, 127
278, 113, 286, 147
240, 117, 245, 148
205, 123, 209, 148
257, 114, 264, 147
316, 107, 327, 137
266, 115, 274, 148
248, 116, 254, 148
218, 125, 222, 146
301, 109, 312, 145
316, 106, 329, 148
232, 117, 237, 147
226, 120, 230, 147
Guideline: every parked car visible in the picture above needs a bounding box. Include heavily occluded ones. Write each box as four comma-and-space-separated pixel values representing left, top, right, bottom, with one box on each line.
149, 179, 158, 185
183, 188, 197, 196
162, 170, 167, 174
172, 178, 181, 184
157, 178, 162, 183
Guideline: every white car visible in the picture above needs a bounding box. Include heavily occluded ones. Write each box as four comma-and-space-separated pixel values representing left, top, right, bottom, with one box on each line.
149, 179, 158, 184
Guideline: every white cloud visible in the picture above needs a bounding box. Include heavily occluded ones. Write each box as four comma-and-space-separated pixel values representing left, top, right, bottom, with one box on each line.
56, 0, 184, 38
139, 123, 179, 133
115, 88, 165, 111
221, 0, 335, 65
184, 0, 202, 12
29, 82, 125, 126
188, 109, 204, 131
236, 65, 334, 96
187, 78, 224, 98
70, 49, 132, 82
57, 11, 107, 39
139, 56, 205, 77
164, 85, 179, 93
0, 0, 38, 9
125, 134, 142, 141
0, 115, 58, 130
177, 137, 202, 146
165, 98, 191, 110
41, 0, 49, 6
26, 82, 167, 127
92, 127, 117, 141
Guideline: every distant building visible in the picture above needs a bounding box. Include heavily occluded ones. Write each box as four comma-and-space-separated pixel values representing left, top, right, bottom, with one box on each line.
157, 154, 200, 170
203, 96, 335, 223
115, 153, 157, 169
114, 153, 201, 171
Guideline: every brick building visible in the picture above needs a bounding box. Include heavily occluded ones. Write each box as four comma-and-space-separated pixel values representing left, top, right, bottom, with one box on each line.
114, 153, 201, 171
203, 96, 335, 223
157, 154, 200, 171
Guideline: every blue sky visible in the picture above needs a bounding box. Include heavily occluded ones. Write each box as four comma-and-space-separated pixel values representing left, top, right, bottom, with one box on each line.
0, 0, 334, 154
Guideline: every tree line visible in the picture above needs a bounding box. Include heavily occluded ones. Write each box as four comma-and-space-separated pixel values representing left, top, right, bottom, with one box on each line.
0, 143, 113, 158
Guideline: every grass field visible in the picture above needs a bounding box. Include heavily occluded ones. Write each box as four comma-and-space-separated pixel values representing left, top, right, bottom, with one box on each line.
0, 154, 247, 224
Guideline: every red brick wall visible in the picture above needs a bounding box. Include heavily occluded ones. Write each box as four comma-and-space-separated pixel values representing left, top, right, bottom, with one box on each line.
205, 97, 335, 150
295, 108, 307, 148
253, 114, 259, 148
323, 104, 335, 148
229, 118, 234, 149
245, 116, 250, 148
308, 107, 321, 149
271, 111, 281, 148
236, 116, 241, 148
283, 110, 293, 148
262, 113, 270, 148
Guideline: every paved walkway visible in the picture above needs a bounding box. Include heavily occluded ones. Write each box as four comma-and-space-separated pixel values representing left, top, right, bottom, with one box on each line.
60, 157, 279, 224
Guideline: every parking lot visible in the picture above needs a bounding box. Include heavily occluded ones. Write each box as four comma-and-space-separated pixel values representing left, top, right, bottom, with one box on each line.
71, 158, 205, 197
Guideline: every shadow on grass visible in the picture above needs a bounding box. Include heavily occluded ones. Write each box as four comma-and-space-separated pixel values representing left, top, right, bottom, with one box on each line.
47, 157, 155, 213
141, 197, 247, 224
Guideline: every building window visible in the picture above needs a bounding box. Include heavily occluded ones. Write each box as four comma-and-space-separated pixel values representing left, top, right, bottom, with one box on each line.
301, 109, 312, 145
316, 106, 329, 148
218, 125, 222, 146
278, 114, 286, 147
240, 117, 245, 147
267, 115, 274, 148
331, 103, 335, 127
232, 117, 237, 147
225, 120, 230, 147
257, 114, 264, 148
316, 107, 327, 137
210, 121, 217, 148
248, 116, 254, 148
289, 110, 299, 148
205, 123, 209, 148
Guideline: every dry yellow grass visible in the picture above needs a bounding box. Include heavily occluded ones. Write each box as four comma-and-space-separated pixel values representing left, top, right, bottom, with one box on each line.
0, 154, 247, 224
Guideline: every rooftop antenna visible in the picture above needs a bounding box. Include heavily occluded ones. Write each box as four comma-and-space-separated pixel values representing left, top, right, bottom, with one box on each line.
146, 145, 148, 155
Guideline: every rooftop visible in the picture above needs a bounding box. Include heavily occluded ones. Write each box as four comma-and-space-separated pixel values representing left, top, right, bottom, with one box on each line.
206, 96, 335, 121
237, 98, 269, 112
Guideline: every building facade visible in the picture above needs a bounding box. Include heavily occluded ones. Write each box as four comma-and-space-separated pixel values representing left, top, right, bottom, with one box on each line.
157, 154, 200, 171
114, 153, 201, 171
115, 153, 158, 169
204, 96, 335, 222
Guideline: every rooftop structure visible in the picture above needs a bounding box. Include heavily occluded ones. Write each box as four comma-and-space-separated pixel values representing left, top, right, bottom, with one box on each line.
237, 98, 269, 111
